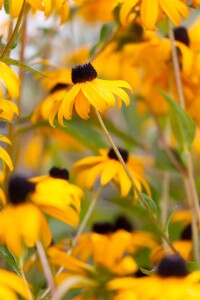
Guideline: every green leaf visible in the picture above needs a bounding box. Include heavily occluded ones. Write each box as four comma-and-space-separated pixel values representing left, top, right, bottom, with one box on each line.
160, 90, 196, 150
140, 193, 157, 216
0, 246, 20, 275
99, 23, 113, 44
4, 57, 48, 78
140, 267, 156, 276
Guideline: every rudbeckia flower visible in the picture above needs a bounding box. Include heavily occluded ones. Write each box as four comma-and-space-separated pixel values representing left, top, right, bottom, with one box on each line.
108, 255, 200, 300
0, 176, 52, 257
72, 147, 151, 198
49, 63, 132, 125
0, 269, 29, 299
0, 88, 18, 122
30, 167, 84, 227
119, 0, 189, 30
73, 217, 157, 275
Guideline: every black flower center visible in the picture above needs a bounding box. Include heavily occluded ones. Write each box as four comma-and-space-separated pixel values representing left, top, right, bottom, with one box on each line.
157, 255, 188, 277
71, 63, 97, 84
174, 27, 190, 47
50, 83, 69, 94
114, 215, 133, 232
8, 176, 35, 205
92, 222, 114, 234
180, 224, 192, 240
108, 148, 129, 163
49, 167, 69, 180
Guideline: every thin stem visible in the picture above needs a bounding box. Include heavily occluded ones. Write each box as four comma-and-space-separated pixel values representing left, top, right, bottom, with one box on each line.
0, 1, 26, 61
36, 241, 56, 296
94, 108, 178, 254
19, 267, 33, 300
184, 178, 200, 262
72, 186, 103, 248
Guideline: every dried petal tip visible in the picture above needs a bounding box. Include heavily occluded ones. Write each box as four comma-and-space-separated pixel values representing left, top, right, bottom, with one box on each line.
49, 167, 69, 180
157, 255, 188, 277
108, 147, 129, 163
72, 63, 97, 84
174, 27, 190, 47
8, 176, 35, 205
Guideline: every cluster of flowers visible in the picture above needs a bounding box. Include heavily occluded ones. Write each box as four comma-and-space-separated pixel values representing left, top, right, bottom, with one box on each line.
1, 0, 200, 299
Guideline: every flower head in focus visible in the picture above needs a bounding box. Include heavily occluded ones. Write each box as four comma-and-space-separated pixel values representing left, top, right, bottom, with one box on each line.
49, 63, 132, 126
72, 148, 151, 198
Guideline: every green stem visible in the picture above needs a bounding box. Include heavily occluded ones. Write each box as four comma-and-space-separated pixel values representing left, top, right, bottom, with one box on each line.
94, 108, 178, 255
0, 1, 26, 62
72, 186, 103, 247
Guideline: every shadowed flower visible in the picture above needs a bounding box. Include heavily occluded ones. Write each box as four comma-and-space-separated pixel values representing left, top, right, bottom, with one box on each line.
30, 167, 84, 227
49, 63, 132, 125
0, 176, 52, 257
119, 0, 189, 30
72, 148, 151, 198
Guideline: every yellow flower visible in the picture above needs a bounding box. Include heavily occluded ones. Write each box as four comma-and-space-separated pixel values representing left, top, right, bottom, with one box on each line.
0, 62, 20, 98
72, 148, 151, 198
120, 0, 189, 30
0, 269, 29, 299
74, 0, 117, 22
0, 176, 52, 257
49, 63, 132, 125
108, 255, 200, 300
30, 167, 84, 227
0, 135, 13, 171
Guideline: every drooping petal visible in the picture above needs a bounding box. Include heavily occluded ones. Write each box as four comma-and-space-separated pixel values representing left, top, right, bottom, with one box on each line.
141, 0, 159, 30
62, 85, 80, 119
75, 90, 91, 119
159, 0, 189, 26
81, 82, 108, 112
100, 160, 119, 185
92, 79, 116, 107
0, 146, 13, 171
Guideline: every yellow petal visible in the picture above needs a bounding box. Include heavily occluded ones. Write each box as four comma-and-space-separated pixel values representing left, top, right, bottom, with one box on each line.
120, 0, 139, 25
10, 0, 24, 17
159, 0, 189, 26
100, 160, 119, 185
87, 162, 106, 188
92, 80, 116, 107
81, 82, 108, 112
75, 90, 91, 119
0, 146, 13, 171
62, 85, 80, 119
141, 0, 159, 30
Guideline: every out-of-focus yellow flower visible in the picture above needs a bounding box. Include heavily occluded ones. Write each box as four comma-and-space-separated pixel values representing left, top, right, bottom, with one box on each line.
0, 176, 52, 257
49, 63, 132, 125
30, 167, 84, 227
72, 148, 151, 198
0, 62, 20, 99
0, 88, 18, 122
0, 135, 13, 171
119, 0, 189, 30
0, 269, 29, 299
109, 256, 200, 300
73, 0, 117, 22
